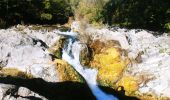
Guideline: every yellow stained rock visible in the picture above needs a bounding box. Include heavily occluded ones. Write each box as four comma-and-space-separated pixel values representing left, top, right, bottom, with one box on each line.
97, 62, 125, 85
92, 48, 122, 69
105, 48, 120, 59
92, 47, 129, 87
117, 76, 139, 95
54, 59, 84, 82
0, 68, 33, 78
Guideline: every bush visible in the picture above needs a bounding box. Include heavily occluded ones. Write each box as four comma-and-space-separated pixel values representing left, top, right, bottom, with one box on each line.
41, 13, 53, 20
68, 0, 107, 24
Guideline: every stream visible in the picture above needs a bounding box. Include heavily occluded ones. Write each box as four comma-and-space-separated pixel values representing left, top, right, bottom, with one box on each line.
61, 32, 118, 100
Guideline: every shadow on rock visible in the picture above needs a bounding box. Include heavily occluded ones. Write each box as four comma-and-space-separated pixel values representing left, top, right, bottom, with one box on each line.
0, 76, 139, 100
100, 86, 139, 100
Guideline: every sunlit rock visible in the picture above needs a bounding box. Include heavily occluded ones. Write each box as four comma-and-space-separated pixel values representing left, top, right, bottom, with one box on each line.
73, 22, 170, 99
0, 68, 33, 78
0, 25, 62, 99
71, 21, 129, 49
93, 48, 121, 68
0, 22, 170, 99
89, 40, 129, 88
97, 62, 125, 86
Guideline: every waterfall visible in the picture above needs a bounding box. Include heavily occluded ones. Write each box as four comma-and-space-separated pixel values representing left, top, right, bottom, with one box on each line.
61, 33, 118, 100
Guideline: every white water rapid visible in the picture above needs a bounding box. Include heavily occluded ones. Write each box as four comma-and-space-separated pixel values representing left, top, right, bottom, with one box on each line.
61, 32, 118, 100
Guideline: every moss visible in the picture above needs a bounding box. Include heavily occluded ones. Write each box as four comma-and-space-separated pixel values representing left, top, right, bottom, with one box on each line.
54, 48, 62, 59
54, 59, 85, 83
0, 68, 33, 79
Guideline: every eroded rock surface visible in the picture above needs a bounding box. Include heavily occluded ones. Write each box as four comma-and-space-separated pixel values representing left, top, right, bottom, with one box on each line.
0, 25, 63, 99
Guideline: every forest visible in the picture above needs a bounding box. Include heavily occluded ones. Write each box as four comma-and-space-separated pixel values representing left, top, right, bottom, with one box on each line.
0, 0, 170, 32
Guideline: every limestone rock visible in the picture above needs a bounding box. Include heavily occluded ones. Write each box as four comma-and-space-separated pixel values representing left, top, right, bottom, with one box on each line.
0, 25, 62, 99
72, 21, 170, 99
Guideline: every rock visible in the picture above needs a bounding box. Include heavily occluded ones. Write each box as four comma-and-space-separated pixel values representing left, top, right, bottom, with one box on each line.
54, 59, 84, 82
125, 30, 170, 98
48, 37, 66, 59
72, 21, 170, 99
80, 45, 93, 66
0, 84, 16, 100
117, 76, 139, 95
0, 22, 170, 99
0, 28, 60, 81
71, 21, 129, 49
17, 87, 47, 100
79, 39, 121, 67
17, 87, 32, 97
91, 46, 129, 87
0, 25, 63, 99
0, 68, 33, 78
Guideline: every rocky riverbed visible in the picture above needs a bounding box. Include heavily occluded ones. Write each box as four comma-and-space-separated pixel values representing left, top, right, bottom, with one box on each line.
0, 22, 170, 100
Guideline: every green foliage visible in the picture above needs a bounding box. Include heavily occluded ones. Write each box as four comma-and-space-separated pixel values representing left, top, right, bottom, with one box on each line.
54, 48, 62, 59
101, 0, 170, 32
165, 23, 170, 31
68, 0, 108, 24
0, 0, 170, 32
43, 0, 51, 9
0, 0, 72, 28
41, 13, 52, 20
70, 0, 170, 32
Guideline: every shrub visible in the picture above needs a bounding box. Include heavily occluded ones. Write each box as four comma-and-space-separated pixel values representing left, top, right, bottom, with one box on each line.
69, 0, 108, 24
41, 13, 53, 20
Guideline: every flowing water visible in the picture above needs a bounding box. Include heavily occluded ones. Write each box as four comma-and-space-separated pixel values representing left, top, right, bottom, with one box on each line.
61, 32, 118, 100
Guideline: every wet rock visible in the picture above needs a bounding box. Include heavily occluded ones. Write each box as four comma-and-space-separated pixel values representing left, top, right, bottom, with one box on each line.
54, 59, 84, 83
